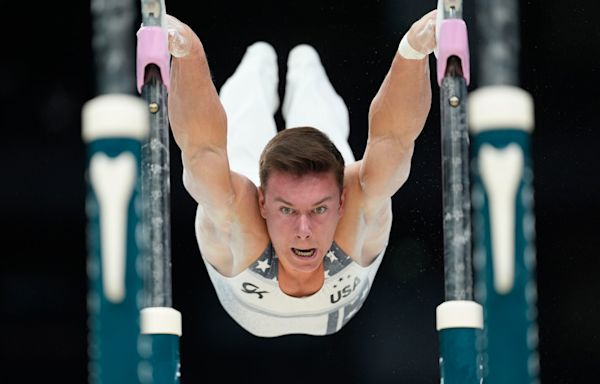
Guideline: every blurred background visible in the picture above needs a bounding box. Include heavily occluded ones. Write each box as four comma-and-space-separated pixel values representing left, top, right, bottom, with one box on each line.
1, 0, 599, 383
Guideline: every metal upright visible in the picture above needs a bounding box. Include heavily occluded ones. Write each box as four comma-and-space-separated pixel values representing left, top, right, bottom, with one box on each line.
434, 1, 483, 382
136, 1, 182, 382
82, 0, 148, 382
138, 0, 173, 311
469, 0, 540, 382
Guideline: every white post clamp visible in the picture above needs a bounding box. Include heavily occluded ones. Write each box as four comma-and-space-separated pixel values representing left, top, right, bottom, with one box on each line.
468, 85, 535, 133
436, 300, 483, 330
82, 94, 149, 142
141, 307, 183, 336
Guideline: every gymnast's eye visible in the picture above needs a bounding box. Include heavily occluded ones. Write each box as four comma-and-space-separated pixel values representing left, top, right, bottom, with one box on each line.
313, 206, 327, 214
280, 207, 294, 215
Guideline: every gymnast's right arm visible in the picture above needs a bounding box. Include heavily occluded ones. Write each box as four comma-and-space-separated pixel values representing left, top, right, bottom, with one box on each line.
165, 16, 269, 277
165, 16, 236, 218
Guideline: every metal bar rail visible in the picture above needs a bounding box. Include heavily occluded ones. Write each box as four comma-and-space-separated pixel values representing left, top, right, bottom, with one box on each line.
137, 1, 182, 382
434, 1, 483, 382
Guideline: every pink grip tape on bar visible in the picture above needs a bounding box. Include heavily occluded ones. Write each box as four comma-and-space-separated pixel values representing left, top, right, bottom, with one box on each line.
136, 26, 171, 93
436, 19, 470, 86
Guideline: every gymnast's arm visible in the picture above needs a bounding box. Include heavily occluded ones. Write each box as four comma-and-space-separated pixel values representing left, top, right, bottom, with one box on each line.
359, 10, 436, 206
166, 16, 238, 221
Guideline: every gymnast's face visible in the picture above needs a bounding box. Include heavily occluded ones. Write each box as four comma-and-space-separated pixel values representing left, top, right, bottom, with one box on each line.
259, 171, 345, 275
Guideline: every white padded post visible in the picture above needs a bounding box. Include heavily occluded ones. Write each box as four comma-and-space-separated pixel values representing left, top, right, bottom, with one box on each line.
436, 300, 483, 330
82, 94, 149, 141
140, 307, 183, 336
468, 85, 534, 133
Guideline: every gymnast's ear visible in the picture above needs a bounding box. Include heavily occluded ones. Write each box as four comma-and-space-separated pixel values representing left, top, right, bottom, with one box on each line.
166, 14, 193, 58
257, 186, 267, 218
338, 187, 347, 216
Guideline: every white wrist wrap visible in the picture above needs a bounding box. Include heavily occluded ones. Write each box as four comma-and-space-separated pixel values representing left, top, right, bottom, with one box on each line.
398, 34, 427, 60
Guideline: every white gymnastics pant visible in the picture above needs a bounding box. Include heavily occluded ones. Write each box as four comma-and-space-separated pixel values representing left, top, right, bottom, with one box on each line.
219, 41, 356, 186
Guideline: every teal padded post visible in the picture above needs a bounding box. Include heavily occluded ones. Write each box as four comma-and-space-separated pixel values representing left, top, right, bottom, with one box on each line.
469, 86, 539, 383
437, 301, 484, 384
82, 95, 149, 383
139, 307, 182, 383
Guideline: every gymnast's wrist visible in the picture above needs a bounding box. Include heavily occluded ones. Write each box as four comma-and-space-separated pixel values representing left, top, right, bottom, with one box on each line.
398, 34, 427, 60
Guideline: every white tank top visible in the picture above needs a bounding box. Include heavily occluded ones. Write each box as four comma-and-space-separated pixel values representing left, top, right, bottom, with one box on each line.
203, 242, 385, 337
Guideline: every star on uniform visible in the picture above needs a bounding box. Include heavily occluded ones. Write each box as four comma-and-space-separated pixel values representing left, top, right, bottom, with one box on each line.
255, 259, 271, 273
326, 250, 337, 263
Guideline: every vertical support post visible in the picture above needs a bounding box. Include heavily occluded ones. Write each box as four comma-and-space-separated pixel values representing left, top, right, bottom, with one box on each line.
470, 0, 540, 382
435, 1, 483, 382
82, 96, 148, 383
84, 1, 145, 382
469, 88, 538, 382
137, 1, 182, 382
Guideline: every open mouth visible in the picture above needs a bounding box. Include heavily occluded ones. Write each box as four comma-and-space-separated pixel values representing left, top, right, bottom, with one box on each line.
292, 248, 317, 257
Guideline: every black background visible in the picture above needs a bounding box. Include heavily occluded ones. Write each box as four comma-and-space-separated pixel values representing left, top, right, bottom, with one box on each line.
2, 0, 599, 383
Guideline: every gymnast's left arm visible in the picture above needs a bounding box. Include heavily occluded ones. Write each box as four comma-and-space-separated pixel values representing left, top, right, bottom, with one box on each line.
359, 10, 437, 203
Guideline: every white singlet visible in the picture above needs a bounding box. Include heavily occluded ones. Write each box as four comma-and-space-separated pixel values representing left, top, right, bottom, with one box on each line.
203, 242, 385, 337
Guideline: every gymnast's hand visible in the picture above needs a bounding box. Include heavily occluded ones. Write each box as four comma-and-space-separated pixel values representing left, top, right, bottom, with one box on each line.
166, 14, 193, 58
398, 10, 438, 60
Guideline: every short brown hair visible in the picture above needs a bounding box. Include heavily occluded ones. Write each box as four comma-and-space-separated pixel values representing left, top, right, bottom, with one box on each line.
259, 127, 345, 191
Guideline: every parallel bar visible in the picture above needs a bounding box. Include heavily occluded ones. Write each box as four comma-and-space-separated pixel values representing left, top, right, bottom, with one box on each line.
440, 56, 472, 302
435, 2, 483, 383
140, 0, 165, 26
138, 0, 172, 311
136, 1, 182, 382
140, 64, 173, 308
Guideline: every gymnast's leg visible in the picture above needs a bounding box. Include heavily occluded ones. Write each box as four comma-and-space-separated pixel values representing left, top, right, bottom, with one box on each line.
219, 41, 279, 186
282, 44, 356, 164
